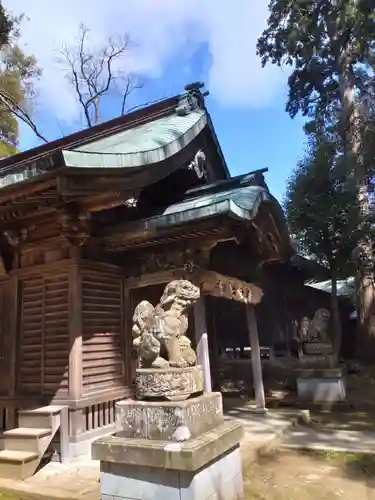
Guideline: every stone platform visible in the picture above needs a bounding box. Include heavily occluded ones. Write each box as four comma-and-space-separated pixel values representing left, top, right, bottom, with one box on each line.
296, 368, 346, 403
93, 390, 244, 500
0, 406, 302, 500
93, 420, 243, 500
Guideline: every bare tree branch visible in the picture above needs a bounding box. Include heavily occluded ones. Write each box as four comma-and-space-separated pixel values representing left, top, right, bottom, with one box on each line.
121, 74, 145, 115
57, 23, 144, 128
0, 89, 47, 142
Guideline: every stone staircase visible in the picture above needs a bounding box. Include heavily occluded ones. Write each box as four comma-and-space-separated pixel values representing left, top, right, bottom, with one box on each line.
0, 406, 65, 480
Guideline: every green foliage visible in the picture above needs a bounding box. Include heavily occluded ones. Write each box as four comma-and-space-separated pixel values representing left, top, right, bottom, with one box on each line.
0, 1, 13, 47
0, 11, 42, 150
0, 139, 18, 157
0, 39, 41, 147
285, 129, 358, 276
257, 0, 375, 123
260, 0, 375, 270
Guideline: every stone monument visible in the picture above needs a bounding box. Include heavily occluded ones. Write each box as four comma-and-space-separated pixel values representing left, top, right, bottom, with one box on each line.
93, 279, 244, 500
293, 308, 346, 403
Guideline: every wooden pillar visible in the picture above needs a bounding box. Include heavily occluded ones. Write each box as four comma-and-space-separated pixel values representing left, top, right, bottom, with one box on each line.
194, 296, 212, 392
68, 264, 83, 401
8, 275, 18, 397
123, 287, 135, 386
245, 304, 267, 413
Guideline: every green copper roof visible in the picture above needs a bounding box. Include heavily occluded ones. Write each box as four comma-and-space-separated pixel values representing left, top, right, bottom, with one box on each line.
125, 176, 279, 233
0, 106, 207, 189
61, 109, 207, 169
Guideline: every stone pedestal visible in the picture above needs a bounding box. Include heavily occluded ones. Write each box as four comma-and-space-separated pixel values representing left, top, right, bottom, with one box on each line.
296, 368, 346, 403
93, 388, 244, 500
116, 392, 224, 441
135, 366, 203, 401
302, 341, 334, 356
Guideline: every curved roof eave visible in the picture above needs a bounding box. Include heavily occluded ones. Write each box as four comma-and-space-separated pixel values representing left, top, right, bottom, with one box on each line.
61, 110, 207, 169
111, 186, 285, 236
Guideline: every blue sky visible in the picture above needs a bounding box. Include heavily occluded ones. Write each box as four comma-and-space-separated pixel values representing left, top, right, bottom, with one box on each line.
9, 0, 307, 203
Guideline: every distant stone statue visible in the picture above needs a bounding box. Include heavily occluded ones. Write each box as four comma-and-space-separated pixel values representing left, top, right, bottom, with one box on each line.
306, 308, 331, 343
301, 308, 334, 356
299, 316, 310, 341
132, 280, 200, 369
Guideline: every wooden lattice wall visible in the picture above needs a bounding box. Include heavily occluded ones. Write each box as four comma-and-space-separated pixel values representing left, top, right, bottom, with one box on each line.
81, 267, 124, 395
18, 272, 70, 396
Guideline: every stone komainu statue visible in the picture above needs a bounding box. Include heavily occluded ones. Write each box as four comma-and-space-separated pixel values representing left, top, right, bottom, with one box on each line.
306, 308, 331, 342
132, 280, 200, 369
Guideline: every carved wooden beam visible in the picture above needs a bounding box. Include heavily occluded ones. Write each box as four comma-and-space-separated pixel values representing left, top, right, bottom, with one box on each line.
58, 207, 92, 248
198, 270, 263, 305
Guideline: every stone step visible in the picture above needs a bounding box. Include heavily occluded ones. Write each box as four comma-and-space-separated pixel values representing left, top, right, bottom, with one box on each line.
3, 427, 51, 438
0, 450, 40, 480
18, 406, 63, 431
3, 427, 52, 453
18, 406, 63, 416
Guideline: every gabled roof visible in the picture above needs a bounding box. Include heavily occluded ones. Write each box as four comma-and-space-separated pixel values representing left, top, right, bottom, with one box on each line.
0, 82, 229, 190
134, 169, 273, 231
103, 168, 290, 249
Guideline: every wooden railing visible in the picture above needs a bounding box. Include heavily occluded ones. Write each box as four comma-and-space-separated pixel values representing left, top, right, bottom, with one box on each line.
83, 399, 120, 432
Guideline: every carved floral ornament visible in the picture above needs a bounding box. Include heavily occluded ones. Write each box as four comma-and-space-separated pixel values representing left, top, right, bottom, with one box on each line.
59, 208, 91, 247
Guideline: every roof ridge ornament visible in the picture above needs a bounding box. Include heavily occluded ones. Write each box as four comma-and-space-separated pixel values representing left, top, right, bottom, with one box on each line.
175, 82, 209, 116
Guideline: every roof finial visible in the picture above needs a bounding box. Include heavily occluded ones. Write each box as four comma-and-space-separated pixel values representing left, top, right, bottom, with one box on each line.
175, 82, 209, 116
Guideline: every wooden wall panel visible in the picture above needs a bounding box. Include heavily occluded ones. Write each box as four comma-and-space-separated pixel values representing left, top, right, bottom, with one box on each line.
18, 272, 69, 396
81, 269, 124, 395
0, 279, 10, 395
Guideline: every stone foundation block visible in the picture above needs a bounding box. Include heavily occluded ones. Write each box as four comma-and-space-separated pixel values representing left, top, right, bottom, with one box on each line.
116, 392, 223, 441
100, 446, 243, 500
296, 368, 346, 403
93, 420, 244, 500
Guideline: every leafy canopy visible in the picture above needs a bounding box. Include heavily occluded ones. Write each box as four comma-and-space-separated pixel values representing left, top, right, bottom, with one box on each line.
285, 129, 359, 275
0, 12, 41, 151
257, 0, 375, 123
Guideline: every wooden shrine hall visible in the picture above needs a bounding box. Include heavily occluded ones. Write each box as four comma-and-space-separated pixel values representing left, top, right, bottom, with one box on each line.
0, 82, 293, 472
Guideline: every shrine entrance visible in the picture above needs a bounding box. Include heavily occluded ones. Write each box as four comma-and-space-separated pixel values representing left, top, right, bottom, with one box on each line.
193, 270, 267, 413
126, 269, 267, 413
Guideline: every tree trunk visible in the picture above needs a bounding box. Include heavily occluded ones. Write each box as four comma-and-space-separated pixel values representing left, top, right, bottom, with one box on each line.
330, 271, 342, 361
339, 52, 375, 360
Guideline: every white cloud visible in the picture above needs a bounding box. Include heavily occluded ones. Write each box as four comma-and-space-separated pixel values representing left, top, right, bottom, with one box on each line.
4, 0, 282, 124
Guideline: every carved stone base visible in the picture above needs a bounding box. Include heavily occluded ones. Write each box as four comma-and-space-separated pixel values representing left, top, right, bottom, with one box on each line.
135, 366, 203, 401
302, 341, 335, 356
116, 392, 223, 441
297, 353, 337, 369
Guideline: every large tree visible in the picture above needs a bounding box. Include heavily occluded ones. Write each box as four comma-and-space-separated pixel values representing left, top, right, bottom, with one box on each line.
257, 0, 375, 357
285, 125, 359, 354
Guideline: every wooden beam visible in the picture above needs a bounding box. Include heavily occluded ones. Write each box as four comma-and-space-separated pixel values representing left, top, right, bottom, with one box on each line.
0, 175, 57, 205
199, 270, 263, 305
68, 263, 83, 400
124, 269, 186, 289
